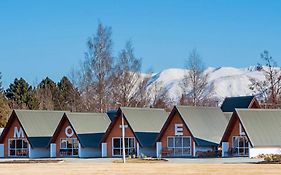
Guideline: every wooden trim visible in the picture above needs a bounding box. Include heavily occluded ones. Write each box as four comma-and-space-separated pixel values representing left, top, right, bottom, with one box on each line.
220, 112, 237, 144
157, 106, 197, 146
0, 110, 31, 148
248, 97, 261, 109
100, 108, 122, 143
101, 108, 142, 147
50, 113, 81, 147
220, 111, 253, 147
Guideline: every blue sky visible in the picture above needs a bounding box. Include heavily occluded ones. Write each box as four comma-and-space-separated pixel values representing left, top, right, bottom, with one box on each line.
0, 0, 281, 88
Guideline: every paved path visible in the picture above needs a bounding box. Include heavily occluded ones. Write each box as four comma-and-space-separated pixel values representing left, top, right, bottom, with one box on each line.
166, 157, 264, 164
0, 157, 264, 164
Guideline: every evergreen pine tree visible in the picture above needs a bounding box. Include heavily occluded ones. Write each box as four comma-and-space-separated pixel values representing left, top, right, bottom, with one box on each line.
6, 78, 39, 109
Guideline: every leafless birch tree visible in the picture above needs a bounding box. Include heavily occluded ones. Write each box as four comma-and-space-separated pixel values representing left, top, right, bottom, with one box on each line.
250, 50, 281, 108
180, 49, 213, 106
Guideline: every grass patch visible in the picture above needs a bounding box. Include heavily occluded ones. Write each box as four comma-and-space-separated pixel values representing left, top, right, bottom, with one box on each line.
256, 154, 281, 164
0, 159, 63, 164
113, 157, 167, 163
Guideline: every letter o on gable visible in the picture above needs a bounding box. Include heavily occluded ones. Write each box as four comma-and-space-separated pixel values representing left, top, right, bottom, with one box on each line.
65, 126, 74, 137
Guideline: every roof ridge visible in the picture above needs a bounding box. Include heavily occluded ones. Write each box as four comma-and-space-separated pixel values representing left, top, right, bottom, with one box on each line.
69, 112, 106, 115
236, 108, 281, 111
120, 107, 165, 111
225, 95, 254, 99
14, 109, 68, 113
176, 105, 220, 109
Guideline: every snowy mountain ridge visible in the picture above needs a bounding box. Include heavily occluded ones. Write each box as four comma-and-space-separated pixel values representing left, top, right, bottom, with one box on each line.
144, 66, 267, 104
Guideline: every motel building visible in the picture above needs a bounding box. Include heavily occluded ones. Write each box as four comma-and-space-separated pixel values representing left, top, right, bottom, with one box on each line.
221, 96, 260, 121
0, 110, 64, 158
156, 106, 228, 158
101, 107, 168, 157
50, 112, 111, 158
221, 109, 281, 158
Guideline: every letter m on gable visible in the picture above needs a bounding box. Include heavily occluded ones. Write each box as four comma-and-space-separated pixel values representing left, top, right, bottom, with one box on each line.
14, 127, 24, 138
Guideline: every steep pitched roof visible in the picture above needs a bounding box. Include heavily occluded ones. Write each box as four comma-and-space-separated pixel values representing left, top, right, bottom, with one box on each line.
221, 96, 255, 112
105, 107, 168, 147
14, 110, 66, 137
176, 106, 228, 146
223, 112, 233, 121
235, 109, 281, 147
120, 107, 168, 133
66, 112, 111, 147
1, 110, 65, 148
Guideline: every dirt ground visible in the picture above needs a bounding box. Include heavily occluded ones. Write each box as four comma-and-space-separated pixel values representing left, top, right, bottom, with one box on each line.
0, 162, 281, 175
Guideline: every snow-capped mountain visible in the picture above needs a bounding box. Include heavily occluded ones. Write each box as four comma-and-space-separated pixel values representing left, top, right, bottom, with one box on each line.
144, 66, 266, 104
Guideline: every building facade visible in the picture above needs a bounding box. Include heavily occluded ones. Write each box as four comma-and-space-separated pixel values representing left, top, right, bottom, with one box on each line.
157, 106, 228, 158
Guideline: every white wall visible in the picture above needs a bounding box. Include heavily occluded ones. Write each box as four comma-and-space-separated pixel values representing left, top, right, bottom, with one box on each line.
136, 143, 140, 157
156, 142, 162, 158
80, 147, 101, 158
50, 143, 56, 158
0, 144, 4, 158
29, 147, 50, 158
101, 143, 107, 157
249, 147, 281, 158
222, 142, 229, 158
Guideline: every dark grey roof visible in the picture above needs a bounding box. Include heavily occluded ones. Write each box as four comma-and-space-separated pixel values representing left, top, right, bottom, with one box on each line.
236, 109, 281, 147
66, 112, 111, 147
78, 133, 104, 147
195, 138, 219, 147
29, 137, 52, 148
176, 106, 228, 146
120, 107, 168, 147
221, 96, 255, 112
135, 132, 159, 147
106, 110, 118, 121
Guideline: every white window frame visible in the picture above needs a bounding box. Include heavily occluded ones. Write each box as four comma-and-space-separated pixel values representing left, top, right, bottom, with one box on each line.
60, 138, 79, 157
167, 136, 191, 156
8, 138, 29, 157
112, 137, 135, 157
232, 136, 249, 156
239, 123, 246, 135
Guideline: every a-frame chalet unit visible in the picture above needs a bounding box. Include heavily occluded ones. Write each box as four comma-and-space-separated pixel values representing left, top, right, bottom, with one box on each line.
0, 110, 64, 158
101, 107, 168, 157
156, 106, 228, 158
51, 112, 111, 158
221, 109, 281, 158
221, 96, 260, 121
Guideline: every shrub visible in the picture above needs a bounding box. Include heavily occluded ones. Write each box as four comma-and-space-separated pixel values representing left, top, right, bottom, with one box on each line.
257, 154, 281, 163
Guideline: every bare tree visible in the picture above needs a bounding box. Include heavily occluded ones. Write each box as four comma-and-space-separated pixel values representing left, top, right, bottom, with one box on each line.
129, 75, 150, 108
250, 50, 281, 108
181, 49, 213, 106
82, 22, 113, 112
148, 80, 170, 108
0, 72, 11, 127
0, 72, 3, 93
112, 41, 142, 107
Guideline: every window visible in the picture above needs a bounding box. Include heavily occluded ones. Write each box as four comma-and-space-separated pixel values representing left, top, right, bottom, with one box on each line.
8, 138, 29, 157
167, 136, 191, 156
232, 136, 249, 156
60, 138, 79, 157
112, 137, 135, 156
